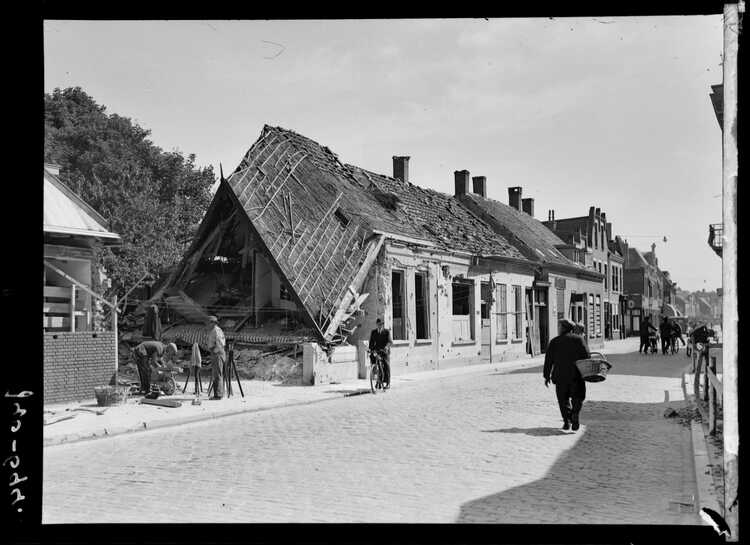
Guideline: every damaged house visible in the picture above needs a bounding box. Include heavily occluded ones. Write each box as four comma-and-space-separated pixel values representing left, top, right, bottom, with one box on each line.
455, 180, 605, 353
146, 125, 549, 383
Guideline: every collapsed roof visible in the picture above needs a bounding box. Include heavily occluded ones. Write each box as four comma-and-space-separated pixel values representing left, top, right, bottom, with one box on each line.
154, 125, 534, 343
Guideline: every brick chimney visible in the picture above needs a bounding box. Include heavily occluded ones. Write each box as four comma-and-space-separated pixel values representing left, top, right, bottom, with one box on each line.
454, 170, 470, 196
605, 222, 612, 243
521, 198, 534, 217
508, 187, 522, 210
548, 210, 555, 221
472, 176, 486, 197
393, 156, 409, 183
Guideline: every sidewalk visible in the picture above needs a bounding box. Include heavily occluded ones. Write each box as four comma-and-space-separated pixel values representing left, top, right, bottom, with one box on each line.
44, 337, 639, 447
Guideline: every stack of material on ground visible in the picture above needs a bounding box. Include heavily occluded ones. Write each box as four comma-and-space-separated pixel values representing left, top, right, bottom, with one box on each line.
233, 347, 302, 383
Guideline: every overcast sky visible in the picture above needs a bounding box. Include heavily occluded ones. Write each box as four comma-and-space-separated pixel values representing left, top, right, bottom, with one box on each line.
44, 17, 724, 292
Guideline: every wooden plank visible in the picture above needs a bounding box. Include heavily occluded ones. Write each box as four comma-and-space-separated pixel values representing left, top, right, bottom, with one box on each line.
43, 303, 71, 316
302, 224, 358, 303
255, 153, 307, 222
290, 193, 343, 265
707, 369, 723, 401
69, 285, 76, 332
43, 260, 118, 312
296, 221, 342, 293
44, 286, 73, 298
140, 398, 182, 408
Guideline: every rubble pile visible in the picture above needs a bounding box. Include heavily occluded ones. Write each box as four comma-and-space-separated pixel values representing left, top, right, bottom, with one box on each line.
233, 347, 302, 383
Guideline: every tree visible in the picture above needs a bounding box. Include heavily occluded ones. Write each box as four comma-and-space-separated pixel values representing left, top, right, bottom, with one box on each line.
45, 87, 215, 296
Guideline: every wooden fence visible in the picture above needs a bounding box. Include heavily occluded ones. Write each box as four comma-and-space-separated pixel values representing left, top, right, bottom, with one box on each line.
691, 340, 722, 435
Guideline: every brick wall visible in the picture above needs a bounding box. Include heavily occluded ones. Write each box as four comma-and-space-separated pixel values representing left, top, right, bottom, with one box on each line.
43, 331, 116, 404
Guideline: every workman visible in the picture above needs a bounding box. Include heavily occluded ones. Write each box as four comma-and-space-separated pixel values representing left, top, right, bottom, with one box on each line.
543, 319, 590, 431
206, 316, 226, 400
133, 340, 178, 394
368, 318, 393, 388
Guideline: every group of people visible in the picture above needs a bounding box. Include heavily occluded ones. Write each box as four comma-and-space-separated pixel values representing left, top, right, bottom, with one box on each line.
638, 316, 686, 355
132, 315, 228, 399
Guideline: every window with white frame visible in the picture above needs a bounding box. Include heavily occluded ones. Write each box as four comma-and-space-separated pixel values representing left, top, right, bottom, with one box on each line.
512, 285, 523, 340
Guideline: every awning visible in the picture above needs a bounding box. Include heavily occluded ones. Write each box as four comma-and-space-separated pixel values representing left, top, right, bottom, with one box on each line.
663, 304, 682, 317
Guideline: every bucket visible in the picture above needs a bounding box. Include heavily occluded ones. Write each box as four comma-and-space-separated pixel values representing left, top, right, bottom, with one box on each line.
94, 385, 129, 406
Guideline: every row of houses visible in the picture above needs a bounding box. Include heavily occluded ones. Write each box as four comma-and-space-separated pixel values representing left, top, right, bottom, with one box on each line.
136, 125, 693, 381
43, 124, 696, 394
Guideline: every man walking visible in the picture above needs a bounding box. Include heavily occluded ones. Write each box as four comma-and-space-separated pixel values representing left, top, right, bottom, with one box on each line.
133, 340, 178, 394
639, 316, 657, 354
543, 319, 590, 431
368, 318, 393, 388
206, 316, 226, 400
659, 316, 673, 355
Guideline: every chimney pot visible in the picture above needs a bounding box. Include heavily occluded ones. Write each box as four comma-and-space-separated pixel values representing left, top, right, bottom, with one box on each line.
471, 176, 486, 197
454, 170, 470, 197
521, 198, 535, 217
508, 186, 522, 210
392, 156, 410, 183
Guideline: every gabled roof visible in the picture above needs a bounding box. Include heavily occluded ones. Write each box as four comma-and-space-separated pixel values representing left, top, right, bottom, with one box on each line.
626, 248, 650, 269
219, 125, 529, 341
229, 125, 525, 259
44, 167, 120, 240
457, 193, 594, 276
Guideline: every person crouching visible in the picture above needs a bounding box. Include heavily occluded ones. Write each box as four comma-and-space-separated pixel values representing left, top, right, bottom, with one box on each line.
543, 319, 590, 431
133, 340, 178, 394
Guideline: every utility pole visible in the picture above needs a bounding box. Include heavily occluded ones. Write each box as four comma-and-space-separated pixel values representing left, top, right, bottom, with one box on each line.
721, 2, 740, 541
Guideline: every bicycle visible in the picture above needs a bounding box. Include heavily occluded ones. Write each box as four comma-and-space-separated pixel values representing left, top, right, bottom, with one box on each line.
368, 349, 390, 394
670, 336, 680, 355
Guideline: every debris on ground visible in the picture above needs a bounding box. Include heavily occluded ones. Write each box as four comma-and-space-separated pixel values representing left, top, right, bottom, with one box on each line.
44, 414, 77, 426
664, 408, 678, 418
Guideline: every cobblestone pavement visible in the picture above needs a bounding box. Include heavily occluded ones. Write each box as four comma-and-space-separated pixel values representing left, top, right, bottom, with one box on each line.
43, 348, 699, 524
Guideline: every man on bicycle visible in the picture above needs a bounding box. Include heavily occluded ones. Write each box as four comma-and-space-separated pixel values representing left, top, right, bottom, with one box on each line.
670, 320, 686, 352
368, 318, 393, 388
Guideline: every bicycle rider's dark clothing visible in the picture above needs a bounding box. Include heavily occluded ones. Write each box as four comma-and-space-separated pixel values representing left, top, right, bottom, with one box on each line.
671, 323, 685, 346
369, 328, 392, 384
543, 332, 589, 423
639, 320, 657, 353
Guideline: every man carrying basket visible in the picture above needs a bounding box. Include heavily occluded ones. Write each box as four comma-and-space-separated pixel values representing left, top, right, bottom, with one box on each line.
543, 319, 590, 431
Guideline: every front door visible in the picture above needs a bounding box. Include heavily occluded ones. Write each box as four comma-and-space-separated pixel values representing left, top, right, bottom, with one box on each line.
533, 287, 549, 352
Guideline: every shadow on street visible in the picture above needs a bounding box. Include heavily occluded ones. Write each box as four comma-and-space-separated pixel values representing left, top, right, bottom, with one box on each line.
481, 427, 570, 437
456, 398, 697, 525
503, 350, 692, 379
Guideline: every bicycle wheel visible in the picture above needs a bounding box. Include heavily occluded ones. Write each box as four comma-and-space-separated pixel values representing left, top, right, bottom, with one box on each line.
370, 363, 380, 394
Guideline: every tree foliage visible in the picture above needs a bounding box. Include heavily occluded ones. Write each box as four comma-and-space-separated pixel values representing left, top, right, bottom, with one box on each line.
44, 87, 215, 296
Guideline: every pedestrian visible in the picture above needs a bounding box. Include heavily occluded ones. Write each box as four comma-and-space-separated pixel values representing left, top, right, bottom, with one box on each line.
659, 316, 672, 355
206, 315, 226, 400
639, 316, 657, 354
670, 320, 686, 352
133, 340, 178, 394
368, 318, 393, 388
543, 319, 590, 431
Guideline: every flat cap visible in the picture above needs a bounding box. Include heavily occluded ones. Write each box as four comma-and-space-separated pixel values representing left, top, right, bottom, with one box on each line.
558, 318, 576, 332
207, 315, 219, 324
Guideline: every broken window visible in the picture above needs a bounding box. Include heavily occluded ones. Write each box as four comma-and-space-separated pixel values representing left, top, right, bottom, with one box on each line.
496, 283, 508, 341
452, 279, 474, 341
415, 271, 429, 339
391, 269, 406, 340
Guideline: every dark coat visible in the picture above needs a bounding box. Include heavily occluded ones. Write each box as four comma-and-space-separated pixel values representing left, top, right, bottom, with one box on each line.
543, 332, 589, 385
369, 328, 392, 352
639, 319, 657, 336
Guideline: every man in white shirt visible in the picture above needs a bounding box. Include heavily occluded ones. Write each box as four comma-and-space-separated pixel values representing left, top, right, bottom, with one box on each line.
206, 315, 226, 399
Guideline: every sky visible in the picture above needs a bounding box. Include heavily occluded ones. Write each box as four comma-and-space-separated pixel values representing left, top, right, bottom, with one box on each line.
44, 17, 724, 292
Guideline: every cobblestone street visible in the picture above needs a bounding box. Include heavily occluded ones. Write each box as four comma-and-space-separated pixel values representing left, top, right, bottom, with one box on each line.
43, 349, 699, 524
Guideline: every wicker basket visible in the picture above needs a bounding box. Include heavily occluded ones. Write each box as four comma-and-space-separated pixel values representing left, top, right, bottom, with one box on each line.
575, 354, 612, 383
94, 385, 130, 407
